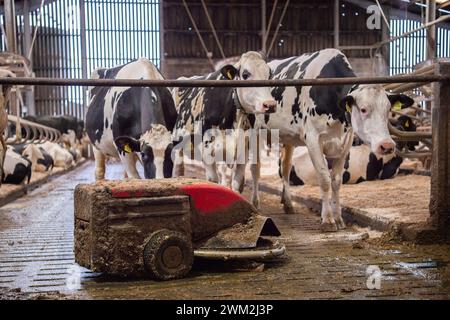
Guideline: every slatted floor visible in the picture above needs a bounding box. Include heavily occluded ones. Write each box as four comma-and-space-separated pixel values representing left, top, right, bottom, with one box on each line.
1, 161, 450, 299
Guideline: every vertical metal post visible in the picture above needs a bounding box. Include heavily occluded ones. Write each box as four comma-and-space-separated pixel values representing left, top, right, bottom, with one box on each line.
4, 0, 18, 117
79, 0, 88, 116
79, 0, 87, 80
334, 0, 339, 49
426, 0, 436, 61
4, 0, 17, 53
160, 0, 166, 73
380, 4, 390, 76
430, 62, 450, 234
261, 0, 267, 53
23, 0, 36, 116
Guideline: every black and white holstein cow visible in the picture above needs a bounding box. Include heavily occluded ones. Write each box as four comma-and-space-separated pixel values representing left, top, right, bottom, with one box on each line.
286, 116, 417, 186
172, 51, 276, 191
86, 58, 177, 180
21, 143, 54, 172
2, 146, 32, 185
251, 49, 414, 231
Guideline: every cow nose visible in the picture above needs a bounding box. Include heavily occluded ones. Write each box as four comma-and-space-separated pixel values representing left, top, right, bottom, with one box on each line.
263, 100, 277, 113
377, 140, 395, 155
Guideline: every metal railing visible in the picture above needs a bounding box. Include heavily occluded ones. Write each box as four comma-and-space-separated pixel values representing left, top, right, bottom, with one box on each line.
0, 74, 449, 88
0, 72, 441, 150
5, 115, 61, 145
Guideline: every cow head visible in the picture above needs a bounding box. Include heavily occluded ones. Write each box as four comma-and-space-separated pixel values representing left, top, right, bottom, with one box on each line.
220, 51, 277, 114
340, 85, 414, 156
395, 115, 418, 151
115, 124, 174, 179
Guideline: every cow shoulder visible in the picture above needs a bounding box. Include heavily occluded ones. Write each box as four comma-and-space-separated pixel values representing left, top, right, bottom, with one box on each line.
153, 87, 178, 131
308, 50, 355, 121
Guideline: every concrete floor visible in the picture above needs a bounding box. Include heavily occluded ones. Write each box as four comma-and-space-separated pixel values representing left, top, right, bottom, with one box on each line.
1, 161, 450, 299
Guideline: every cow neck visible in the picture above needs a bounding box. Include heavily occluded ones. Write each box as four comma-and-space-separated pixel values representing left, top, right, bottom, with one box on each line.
232, 89, 246, 114
343, 84, 358, 127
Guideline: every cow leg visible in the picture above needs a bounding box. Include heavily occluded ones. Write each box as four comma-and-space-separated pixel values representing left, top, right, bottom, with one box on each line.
280, 145, 295, 214
204, 162, 219, 183
120, 152, 141, 179
93, 148, 106, 180
305, 138, 336, 232
217, 163, 230, 187
172, 148, 185, 177
231, 163, 246, 193
0, 136, 6, 186
330, 129, 354, 230
330, 158, 346, 230
250, 161, 261, 208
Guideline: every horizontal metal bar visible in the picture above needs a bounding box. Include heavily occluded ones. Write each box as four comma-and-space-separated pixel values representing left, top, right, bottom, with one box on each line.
388, 122, 432, 139
338, 45, 377, 51
396, 150, 432, 159
1, 75, 449, 88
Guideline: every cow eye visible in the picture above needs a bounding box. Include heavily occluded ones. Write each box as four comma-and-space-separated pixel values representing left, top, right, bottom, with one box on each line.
242, 71, 251, 80
360, 107, 368, 114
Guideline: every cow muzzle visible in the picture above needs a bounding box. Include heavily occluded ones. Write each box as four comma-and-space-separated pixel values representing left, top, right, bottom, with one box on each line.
262, 100, 277, 114
376, 140, 396, 155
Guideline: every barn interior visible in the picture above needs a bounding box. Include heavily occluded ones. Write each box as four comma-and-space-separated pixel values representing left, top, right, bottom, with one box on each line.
1, 0, 450, 300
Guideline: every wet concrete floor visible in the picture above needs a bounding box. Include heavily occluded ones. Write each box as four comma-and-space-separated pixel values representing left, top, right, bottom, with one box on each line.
1, 161, 450, 299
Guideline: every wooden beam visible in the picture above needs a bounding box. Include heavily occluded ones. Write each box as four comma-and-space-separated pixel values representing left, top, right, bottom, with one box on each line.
426, 0, 437, 61
261, 0, 266, 53
4, 0, 17, 53
334, 0, 339, 48
79, 0, 88, 115
430, 61, 450, 233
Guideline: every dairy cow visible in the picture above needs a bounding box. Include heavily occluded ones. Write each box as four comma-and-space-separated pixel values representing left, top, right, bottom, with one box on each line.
2, 146, 32, 184
85, 58, 177, 180
172, 51, 276, 189
37, 141, 75, 169
21, 144, 54, 172
250, 49, 414, 231
287, 116, 417, 186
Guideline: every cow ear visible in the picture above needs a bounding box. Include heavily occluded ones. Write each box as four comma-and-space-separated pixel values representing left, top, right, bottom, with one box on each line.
339, 95, 355, 113
388, 94, 415, 111
258, 51, 268, 62
115, 136, 140, 154
220, 65, 238, 80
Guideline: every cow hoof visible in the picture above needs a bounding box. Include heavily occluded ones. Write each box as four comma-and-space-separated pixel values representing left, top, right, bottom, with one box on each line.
320, 222, 338, 232
336, 219, 346, 230
283, 204, 297, 214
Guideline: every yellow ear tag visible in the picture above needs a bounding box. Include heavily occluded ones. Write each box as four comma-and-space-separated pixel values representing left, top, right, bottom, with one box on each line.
405, 121, 410, 128
123, 144, 132, 153
393, 101, 402, 111
226, 70, 233, 80
345, 102, 352, 113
